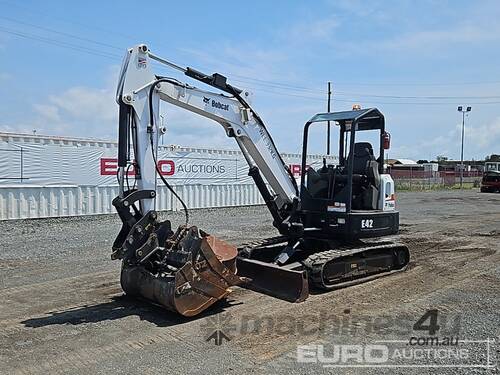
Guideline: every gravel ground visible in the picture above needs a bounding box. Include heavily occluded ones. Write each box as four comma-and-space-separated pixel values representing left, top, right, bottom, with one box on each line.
0, 189, 499, 374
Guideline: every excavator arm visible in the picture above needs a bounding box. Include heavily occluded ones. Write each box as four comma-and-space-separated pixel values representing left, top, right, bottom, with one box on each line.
115, 44, 298, 226
111, 45, 306, 316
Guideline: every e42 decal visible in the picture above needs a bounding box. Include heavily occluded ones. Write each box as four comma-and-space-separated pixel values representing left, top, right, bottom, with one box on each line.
361, 219, 374, 229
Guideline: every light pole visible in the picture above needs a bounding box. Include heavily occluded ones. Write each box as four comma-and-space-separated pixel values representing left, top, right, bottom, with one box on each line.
457, 106, 471, 188
326, 81, 332, 155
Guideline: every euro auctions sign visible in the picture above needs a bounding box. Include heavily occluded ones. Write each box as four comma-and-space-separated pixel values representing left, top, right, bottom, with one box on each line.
100, 153, 314, 185
0, 133, 335, 186
100, 155, 236, 182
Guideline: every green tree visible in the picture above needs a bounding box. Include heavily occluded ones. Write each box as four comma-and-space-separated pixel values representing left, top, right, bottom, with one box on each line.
485, 154, 500, 162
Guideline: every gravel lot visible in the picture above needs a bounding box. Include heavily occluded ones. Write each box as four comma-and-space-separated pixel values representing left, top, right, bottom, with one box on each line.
0, 189, 499, 374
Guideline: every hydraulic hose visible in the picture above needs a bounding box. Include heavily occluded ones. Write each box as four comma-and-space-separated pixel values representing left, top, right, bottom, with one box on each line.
148, 78, 190, 226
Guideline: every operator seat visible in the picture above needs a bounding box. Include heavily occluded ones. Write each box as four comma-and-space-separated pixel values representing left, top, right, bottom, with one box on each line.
306, 158, 331, 199
349, 142, 380, 210
356, 143, 380, 183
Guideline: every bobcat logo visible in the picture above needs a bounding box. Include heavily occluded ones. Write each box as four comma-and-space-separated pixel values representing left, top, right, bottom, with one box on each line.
203, 96, 210, 104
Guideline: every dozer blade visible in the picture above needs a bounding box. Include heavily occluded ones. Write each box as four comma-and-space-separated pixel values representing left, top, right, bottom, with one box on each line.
236, 257, 309, 302
121, 234, 245, 317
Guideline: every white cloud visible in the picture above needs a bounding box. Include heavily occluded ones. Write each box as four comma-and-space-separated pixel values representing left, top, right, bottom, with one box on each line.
179, 44, 293, 84
289, 16, 341, 41
33, 104, 61, 123
2, 3, 498, 160
390, 135, 451, 161
7, 64, 126, 140
28, 85, 116, 139
464, 116, 500, 152
172, 44, 324, 152
327, 0, 388, 18
390, 116, 500, 161
380, 24, 500, 53
0, 123, 18, 133
24, 81, 238, 148
48, 87, 115, 122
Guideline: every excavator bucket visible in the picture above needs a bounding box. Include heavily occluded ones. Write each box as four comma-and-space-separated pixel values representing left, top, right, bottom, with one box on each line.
120, 230, 246, 317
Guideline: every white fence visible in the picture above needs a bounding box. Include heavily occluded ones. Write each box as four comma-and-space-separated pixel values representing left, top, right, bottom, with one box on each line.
0, 183, 264, 220
0, 132, 336, 220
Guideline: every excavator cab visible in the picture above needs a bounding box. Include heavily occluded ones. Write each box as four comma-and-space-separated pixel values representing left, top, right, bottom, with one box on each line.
298, 108, 399, 240
238, 108, 409, 300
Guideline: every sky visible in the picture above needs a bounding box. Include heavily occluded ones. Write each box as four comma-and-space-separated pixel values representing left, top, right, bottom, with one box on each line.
0, 0, 499, 161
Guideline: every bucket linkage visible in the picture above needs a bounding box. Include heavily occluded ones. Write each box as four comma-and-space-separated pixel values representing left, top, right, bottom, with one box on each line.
112, 208, 246, 317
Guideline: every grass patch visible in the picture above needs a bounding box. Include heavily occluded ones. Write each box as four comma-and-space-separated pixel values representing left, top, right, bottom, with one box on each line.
395, 181, 477, 191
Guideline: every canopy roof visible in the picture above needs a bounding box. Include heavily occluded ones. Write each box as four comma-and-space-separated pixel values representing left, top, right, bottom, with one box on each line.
307, 108, 384, 131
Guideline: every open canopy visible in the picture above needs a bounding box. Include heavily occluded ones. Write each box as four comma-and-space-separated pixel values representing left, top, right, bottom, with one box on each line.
307, 108, 385, 131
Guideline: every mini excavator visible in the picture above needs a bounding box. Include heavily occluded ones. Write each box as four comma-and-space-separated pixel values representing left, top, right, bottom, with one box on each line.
111, 45, 409, 316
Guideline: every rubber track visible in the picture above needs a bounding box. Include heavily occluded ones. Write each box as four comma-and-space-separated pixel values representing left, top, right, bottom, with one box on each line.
303, 242, 409, 289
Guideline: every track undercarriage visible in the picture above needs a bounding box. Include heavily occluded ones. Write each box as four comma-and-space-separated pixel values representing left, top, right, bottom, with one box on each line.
113, 209, 409, 316
237, 236, 410, 302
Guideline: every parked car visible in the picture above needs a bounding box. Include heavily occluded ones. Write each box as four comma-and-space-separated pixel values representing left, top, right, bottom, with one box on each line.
480, 171, 500, 192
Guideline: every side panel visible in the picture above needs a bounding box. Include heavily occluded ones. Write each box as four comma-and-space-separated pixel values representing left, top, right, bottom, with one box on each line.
343, 211, 399, 238
379, 174, 396, 211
